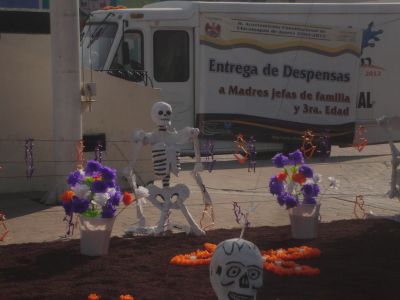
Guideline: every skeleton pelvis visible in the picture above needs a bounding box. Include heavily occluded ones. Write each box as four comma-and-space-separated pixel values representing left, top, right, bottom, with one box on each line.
147, 184, 190, 210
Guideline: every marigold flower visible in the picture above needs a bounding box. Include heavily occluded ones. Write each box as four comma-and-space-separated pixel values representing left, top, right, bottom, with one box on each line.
88, 293, 100, 300
120, 295, 135, 300
276, 171, 287, 181
60, 191, 74, 203
292, 172, 306, 184
122, 192, 135, 206
93, 175, 102, 181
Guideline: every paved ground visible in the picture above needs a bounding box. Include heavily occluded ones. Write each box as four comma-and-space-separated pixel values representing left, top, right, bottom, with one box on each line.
1, 143, 400, 245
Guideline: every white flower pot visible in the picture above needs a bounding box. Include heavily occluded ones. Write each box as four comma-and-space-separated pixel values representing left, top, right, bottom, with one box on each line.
79, 215, 115, 256
288, 203, 320, 239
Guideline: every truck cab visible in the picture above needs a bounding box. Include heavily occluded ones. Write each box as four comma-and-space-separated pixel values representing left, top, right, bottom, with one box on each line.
81, 3, 199, 153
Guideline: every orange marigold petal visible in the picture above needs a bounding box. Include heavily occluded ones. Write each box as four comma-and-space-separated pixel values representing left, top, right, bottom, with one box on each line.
88, 293, 100, 300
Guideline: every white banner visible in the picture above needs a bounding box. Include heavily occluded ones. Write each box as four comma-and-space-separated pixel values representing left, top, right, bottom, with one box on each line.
198, 13, 362, 141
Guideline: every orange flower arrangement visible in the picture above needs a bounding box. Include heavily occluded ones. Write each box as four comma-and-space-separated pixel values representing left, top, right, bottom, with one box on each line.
170, 249, 213, 266
120, 295, 135, 300
263, 260, 320, 276
261, 246, 321, 276
88, 293, 100, 300
203, 242, 217, 253
170, 243, 321, 276
262, 246, 321, 261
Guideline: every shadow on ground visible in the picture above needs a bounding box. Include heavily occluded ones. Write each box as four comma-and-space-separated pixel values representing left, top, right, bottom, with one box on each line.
0, 192, 49, 219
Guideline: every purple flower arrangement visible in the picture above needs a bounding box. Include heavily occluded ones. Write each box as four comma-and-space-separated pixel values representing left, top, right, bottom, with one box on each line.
60, 160, 121, 219
269, 150, 320, 209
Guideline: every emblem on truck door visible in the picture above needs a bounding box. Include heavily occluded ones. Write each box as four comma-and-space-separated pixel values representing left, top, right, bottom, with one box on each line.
205, 22, 221, 38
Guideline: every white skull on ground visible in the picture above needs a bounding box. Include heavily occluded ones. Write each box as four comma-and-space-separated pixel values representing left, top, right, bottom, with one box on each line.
210, 238, 264, 300
151, 101, 172, 127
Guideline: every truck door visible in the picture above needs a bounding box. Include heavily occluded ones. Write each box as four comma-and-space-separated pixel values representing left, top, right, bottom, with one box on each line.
152, 29, 194, 136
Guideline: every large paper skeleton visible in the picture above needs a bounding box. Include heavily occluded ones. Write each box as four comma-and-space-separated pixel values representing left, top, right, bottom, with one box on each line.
126, 101, 211, 236
210, 238, 264, 300
377, 115, 400, 199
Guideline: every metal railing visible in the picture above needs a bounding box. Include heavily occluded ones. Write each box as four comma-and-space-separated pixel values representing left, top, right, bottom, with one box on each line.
97, 68, 154, 87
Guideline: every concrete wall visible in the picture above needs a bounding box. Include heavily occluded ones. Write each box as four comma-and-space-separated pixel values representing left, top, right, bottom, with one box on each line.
0, 33, 159, 193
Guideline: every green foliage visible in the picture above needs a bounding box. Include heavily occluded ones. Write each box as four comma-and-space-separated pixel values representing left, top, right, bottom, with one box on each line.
82, 209, 101, 218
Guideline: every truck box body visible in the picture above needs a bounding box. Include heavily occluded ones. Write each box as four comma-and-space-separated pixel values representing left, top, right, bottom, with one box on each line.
84, 2, 400, 152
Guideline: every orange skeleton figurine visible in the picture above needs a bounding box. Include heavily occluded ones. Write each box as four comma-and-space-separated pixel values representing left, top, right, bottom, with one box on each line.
233, 133, 249, 164
0, 211, 9, 241
353, 195, 367, 219
301, 130, 317, 159
199, 203, 215, 231
353, 126, 368, 152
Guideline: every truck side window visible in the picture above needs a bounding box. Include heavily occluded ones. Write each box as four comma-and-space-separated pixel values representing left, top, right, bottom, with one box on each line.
153, 30, 189, 82
110, 30, 144, 82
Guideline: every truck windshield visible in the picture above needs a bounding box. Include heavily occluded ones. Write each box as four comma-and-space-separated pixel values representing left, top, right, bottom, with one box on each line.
81, 22, 118, 70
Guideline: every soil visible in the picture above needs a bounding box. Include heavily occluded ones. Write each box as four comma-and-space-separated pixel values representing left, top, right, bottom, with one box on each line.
0, 218, 399, 300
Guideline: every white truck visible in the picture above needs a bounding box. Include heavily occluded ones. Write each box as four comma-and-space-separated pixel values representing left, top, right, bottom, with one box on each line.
81, 1, 400, 153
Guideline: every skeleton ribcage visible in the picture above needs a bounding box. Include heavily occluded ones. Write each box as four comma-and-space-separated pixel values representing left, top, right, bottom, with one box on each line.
152, 145, 181, 179
152, 149, 168, 177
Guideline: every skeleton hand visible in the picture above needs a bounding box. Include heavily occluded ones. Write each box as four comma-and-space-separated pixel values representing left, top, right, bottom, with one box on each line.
123, 168, 149, 198
191, 128, 200, 138
133, 129, 150, 145
175, 127, 200, 143
133, 130, 145, 142
193, 162, 204, 173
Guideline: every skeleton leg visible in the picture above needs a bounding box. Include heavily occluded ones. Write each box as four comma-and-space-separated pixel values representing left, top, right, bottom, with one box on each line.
191, 171, 212, 206
177, 197, 205, 236
127, 170, 148, 226
146, 185, 172, 235
155, 199, 171, 235
136, 199, 146, 227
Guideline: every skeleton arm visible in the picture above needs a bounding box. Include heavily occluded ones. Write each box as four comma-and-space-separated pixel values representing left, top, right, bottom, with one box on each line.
127, 129, 151, 179
174, 127, 212, 205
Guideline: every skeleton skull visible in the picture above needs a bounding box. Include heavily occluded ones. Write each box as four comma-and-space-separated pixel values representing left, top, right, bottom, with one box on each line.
151, 101, 172, 127
210, 238, 264, 300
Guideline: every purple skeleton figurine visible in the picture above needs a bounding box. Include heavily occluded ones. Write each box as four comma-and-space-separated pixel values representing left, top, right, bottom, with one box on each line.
247, 136, 256, 172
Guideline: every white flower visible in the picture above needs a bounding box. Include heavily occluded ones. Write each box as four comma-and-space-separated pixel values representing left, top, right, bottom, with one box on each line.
107, 187, 116, 197
313, 173, 322, 184
92, 192, 110, 206
328, 177, 340, 189
71, 184, 90, 199
135, 186, 150, 199
274, 260, 283, 266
